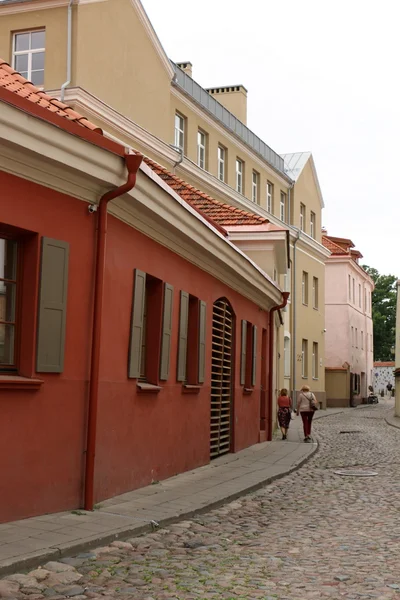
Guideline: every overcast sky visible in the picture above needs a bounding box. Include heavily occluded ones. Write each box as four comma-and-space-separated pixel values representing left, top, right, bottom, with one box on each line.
142, 0, 398, 276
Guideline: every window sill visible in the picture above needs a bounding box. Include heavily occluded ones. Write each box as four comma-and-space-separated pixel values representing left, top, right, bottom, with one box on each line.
183, 384, 201, 395
0, 375, 44, 391
243, 387, 253, 395
137, 382, 162, 394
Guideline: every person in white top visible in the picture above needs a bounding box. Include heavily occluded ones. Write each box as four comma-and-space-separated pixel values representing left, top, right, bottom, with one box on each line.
296, 385, 318, 442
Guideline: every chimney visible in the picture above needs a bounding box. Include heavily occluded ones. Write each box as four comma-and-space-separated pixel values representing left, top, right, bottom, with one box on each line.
177, 62, 193, 77
206, 85, 248, 125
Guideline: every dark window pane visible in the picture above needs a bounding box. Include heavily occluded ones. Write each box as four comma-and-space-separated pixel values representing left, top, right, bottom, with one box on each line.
15, 32, 30, 52
0, 282, 16, 322
3, 240, 17, 281
0, 323, 15, 365
15, 54, 28, 72
31, 30, 45, 49
31, 70, 44, 86
32, 52, 44, 71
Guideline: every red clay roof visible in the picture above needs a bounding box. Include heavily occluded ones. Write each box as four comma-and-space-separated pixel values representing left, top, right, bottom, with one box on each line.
0, 59, 102, 133
144, 157, 269, 227
322, 235, 349, 255
374, 362, 395, 367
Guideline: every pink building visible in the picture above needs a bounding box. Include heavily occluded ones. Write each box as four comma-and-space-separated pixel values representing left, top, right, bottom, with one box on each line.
323, 234, 374, 406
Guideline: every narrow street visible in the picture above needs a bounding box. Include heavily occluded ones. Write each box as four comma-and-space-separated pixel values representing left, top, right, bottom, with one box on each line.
3, 402, 400, 600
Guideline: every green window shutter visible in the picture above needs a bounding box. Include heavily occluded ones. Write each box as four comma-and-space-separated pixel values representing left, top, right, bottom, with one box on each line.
160, 283, 174, 381
177, 291, 189, 382
198, 300, 207, 383
252, 325, 257, 386
240, 320, 247, 385
128, 269, 146, 378
36, 237, 69, 373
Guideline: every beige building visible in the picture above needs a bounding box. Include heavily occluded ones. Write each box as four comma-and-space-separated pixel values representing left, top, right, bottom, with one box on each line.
0, 0, 329, 407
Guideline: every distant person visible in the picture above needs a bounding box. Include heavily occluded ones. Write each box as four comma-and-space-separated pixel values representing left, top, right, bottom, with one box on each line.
387, 383, 393, 397
277, 388, 292, 440
297, 385, 318, 442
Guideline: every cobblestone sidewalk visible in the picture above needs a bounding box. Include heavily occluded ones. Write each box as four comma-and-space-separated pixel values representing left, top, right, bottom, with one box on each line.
1, 402, 397, 599
0, 409, 340, 576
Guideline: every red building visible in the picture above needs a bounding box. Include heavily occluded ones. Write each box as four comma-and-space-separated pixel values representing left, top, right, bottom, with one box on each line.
0, 60, 287, 523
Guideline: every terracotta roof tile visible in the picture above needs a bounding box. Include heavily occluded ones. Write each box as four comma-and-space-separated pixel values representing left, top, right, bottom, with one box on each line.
322, 235, 349, 255
144, 157, 268, 227
0, 59, 102, 134
374, 362, 395, 367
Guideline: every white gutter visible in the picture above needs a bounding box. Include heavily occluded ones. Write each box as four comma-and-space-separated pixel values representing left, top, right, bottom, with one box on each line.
60, 0, 73, 102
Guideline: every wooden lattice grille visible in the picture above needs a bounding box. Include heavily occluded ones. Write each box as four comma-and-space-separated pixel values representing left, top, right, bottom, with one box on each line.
210, 299, 233, 459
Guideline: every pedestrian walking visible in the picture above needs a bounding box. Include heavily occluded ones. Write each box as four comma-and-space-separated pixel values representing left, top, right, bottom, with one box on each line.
277, 388, 292, 440
297, 385, 318, 442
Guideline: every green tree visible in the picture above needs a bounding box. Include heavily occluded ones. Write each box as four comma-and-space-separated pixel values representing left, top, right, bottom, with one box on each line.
363, 265, 397, 361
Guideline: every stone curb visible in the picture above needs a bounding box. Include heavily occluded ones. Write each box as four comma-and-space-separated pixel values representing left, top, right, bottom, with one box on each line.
385, 416, 400, 430
0, 442, 318, 577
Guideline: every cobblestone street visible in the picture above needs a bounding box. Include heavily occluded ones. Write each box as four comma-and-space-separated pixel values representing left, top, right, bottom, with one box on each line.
3, 402, 400, 600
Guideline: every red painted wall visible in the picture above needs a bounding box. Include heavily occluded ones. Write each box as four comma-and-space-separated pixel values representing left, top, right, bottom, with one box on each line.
0, 172, 270, 522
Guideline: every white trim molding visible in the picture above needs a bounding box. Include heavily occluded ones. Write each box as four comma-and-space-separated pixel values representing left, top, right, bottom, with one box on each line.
0, 98, 283, 312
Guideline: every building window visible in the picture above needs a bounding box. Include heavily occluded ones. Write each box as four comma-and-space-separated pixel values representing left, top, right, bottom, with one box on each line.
197, 130, 206, 169
302, 271, 309, 305
236, 158, 243, 194
13, 30, 45, 86
310, 212, 316, 239
0, 237, 17, 370
302, 339, 308, 378
240, 320, 257, 388
266, 182, 273, 212
177, 292, 206, 384
218, 145, 226, 182
273, 268, 277, 282
283, 269, 291, 294
174, 113, 185, 152
359, 284, 361, 308
280, 192, 286, 222
361, 331, 364, 350
355, 328, 358, 348
312, 277, 319, 309
252, 171, 259, 203
352, 278, 355, 303
348, 275, 351, 301
364, 288, 367, 312
351, 326, 354, 347
284, 335, 290, 377
312, 342, 318, 379
129, 271, 173, 383
300, 203, 306, 232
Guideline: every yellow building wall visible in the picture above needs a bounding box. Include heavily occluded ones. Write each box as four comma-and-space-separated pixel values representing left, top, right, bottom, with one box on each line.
0, 7, 68, 90
291, 159, 322, 243
171, 94, 290, 215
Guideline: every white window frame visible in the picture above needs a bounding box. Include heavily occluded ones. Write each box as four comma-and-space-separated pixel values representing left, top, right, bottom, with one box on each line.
174, 113, 185, 152
218, 145, 226, 182
197, 130, 206, 169
302, 271, 308, 305
266, 182, 273, 212
310, 211, 316, 239
280, 192, 286, 222
313, 276, 318, 309
312, 342, 318, 379
236, 158, 243, 194
252, 171, 259, 203
300, 203, 306, 232
302, 339, 308, 378
12, 29, 45, 86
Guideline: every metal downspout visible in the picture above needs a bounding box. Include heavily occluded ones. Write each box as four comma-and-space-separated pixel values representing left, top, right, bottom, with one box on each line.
292, 229, 301, 409
60, 0, 73, 102
268, 292, 290, 437
84, 152, 143, 511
